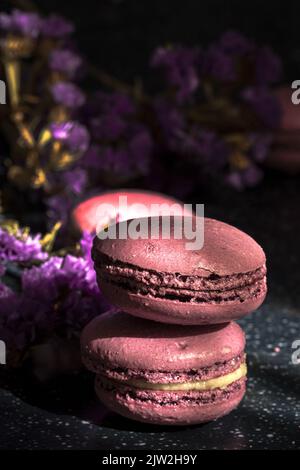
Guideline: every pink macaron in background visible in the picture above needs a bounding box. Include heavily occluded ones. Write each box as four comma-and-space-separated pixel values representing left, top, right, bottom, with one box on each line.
72, 189, 193, 234
81, 310, 247, 426
92, 216, 267, 325
266, 86, 300, 174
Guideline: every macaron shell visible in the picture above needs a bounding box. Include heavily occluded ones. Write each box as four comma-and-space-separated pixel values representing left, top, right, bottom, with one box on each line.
98, 278, 267, 325
95, 378, 246, 426
72, 190, 191, 233
275, 86, 300, 131
81, 311, 245, 372
93, 217, 266, 277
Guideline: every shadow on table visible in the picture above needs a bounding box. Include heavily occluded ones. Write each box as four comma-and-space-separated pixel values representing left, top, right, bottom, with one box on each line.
0, 346, 299, 439
0, 366, 194, 433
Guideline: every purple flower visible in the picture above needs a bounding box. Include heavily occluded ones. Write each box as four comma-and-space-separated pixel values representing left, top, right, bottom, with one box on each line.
83, 139, 151, 178
50, 121, 90, 153
0, 227, 108, 356
49, 49, 82, 78
61, 168, 87, 195
46, 166, 88, 226
248, 133, 273, 163
154, 99, 229, 169
88, 93, 133, 141
201, 31, 254, 82
218, 31, 254, 55
202, 45, 236, 81
151, 46, 200, 103
41, 14, 74, 38
154, 98, 185, 147
0, 13, 12, 30
91, 114, 126, 141
80, 231, 94, 268
226, 165, 263, 190
0, 227, 47, 264
81, 144, 101, 169
85, 92, 153, 179
0, 9, 41, 37
241, 87, 282, 129
92, 92, 135, 116
255, 46, 282, 84
47, 194, 71, 225
50, 82, 85, 108
100, 147, 146, 176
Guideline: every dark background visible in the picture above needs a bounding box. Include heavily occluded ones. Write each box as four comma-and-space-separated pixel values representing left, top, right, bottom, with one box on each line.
10, 0, 300, 83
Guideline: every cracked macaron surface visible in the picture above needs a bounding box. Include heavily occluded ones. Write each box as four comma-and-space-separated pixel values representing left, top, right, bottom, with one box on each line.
92, 216, 267, 324
81, 311, 247, 425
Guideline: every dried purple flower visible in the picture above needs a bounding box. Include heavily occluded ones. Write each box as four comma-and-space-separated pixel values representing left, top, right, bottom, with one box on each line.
84, 92, 153, 179
49, 49, 82, 78
226, 165, 263, 190
248, 133, 273, 163
0, 13, 12, 31
241, 87, 282, 129
80, 231, 94, 268
202, 45, 236, 81
0, 227, 47, 264
50, 121, 90, 153
154, 99, 229, 170
255, 46, 282, 84
218, 30, 254, 55
47, 194, 71, 226
151, 46, 200, 103
61, 168, 87, 195
0, 9, 41, 38
50, 81, 85, 109
41, 14, 74, 38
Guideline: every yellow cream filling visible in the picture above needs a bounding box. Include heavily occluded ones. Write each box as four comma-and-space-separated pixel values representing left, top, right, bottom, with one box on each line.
123, 362, 247, 392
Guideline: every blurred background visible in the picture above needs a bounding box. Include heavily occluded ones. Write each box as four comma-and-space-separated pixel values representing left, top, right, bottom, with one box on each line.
34, 0, 299, 82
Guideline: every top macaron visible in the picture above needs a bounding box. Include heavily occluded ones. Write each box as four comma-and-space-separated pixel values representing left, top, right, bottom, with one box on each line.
92, 216, 267, 325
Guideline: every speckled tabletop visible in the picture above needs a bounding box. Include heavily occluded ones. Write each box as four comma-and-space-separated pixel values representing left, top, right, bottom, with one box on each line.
0, 173, 300, 450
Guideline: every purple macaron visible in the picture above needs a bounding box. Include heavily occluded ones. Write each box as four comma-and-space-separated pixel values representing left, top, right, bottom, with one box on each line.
92, 216, 267, 325
81, 310, 247, 426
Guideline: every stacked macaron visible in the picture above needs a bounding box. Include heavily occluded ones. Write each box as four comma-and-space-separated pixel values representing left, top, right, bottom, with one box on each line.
81, 216, 267, 426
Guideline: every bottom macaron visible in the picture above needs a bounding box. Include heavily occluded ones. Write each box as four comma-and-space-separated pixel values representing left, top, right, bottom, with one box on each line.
81, 311, 247, 426
95, 371, 246, 426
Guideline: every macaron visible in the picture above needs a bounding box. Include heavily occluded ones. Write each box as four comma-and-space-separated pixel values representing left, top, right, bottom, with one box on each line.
81, 310, 247, 426
72, 190, 192, 233
266, 86, 300, 174
92, 216, 267, 325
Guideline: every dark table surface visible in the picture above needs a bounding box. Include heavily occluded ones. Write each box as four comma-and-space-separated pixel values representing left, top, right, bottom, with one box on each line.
0, 171, 300, 450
